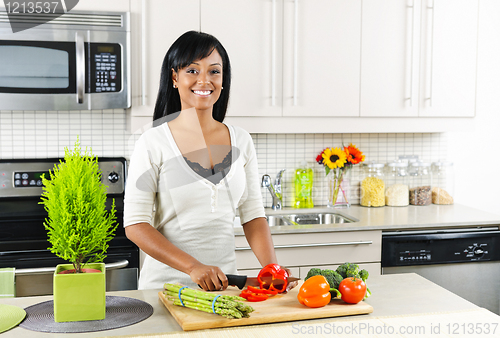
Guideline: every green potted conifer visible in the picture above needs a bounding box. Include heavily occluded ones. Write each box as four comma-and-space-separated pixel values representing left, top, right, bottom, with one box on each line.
40, 138, 117, 322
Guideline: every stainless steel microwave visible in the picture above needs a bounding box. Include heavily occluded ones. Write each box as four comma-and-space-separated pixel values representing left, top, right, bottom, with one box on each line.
0, 11, 130, 110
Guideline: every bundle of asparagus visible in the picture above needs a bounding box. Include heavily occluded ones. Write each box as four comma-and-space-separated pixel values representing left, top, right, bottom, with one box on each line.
164, 283, 254, 319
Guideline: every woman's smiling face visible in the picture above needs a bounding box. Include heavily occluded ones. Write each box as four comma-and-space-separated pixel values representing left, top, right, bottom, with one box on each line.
172, 49, 223, 114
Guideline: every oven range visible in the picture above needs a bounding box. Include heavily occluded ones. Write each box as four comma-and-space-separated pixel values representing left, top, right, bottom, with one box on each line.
0, 157, 139, 297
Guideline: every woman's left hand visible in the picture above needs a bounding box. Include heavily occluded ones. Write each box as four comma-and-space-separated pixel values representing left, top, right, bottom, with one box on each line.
284, 267, 299, 293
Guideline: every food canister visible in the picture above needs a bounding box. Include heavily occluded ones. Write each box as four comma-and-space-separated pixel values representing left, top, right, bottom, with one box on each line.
360, 162, 385, 207
431, 161, 454, 205
385, 161, 409, 207
409, 161, 432, 206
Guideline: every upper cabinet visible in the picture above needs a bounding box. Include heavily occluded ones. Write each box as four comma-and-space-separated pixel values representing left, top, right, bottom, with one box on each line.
129, 0, 199, 121
127, 0, 479, 132
418, 0, 478, 117
200, 0, 283, 117
361, 0, 479, 118
282, 0, 361, 117
201, 0, 361, 118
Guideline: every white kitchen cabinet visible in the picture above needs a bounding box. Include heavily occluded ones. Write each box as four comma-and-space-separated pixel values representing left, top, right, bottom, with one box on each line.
201, 0, 360, 118
128, 0, 199, 123
235, 230, 382, 276
282, 0, 361, 117
418, 0, 478, 117
200, 0, 283, 117
126, 0, 478, 133
360, 0, 478, 118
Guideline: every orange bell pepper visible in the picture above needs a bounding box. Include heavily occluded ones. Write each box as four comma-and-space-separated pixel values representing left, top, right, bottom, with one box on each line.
297, 275, 332, 308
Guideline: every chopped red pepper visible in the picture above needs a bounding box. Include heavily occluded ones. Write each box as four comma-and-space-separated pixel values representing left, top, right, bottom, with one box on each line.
247, 293, 268, 302
239, 289, 253, 299
247, 285, 278, 295
257, 263, 289, 293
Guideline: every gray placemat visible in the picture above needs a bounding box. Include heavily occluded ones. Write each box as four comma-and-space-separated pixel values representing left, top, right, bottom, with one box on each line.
19, 296, 153, 333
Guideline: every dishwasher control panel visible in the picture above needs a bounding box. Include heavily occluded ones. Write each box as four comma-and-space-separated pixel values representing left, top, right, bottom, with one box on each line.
398, 249, 432, 263
382, 229, 500, 267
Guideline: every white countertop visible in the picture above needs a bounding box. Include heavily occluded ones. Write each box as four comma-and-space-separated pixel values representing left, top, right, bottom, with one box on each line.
234, 204, 500, 235
1, 273, 495, 338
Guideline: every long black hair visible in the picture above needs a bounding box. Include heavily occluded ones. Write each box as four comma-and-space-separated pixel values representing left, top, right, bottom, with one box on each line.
153, 31, 231, 123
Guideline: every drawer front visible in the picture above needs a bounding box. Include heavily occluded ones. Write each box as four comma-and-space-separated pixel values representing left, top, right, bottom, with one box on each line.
236, 267, 300, 279
235, 230, 381, 270
299, 262, 381, 279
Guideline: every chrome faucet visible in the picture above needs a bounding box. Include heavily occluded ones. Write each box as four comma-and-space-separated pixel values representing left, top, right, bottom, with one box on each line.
262, 169, 285, 210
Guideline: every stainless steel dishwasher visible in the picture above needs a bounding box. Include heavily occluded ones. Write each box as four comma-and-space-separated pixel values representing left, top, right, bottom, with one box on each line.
382, 227, 500, 315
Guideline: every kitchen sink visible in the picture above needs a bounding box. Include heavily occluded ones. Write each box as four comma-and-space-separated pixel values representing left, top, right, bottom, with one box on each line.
266, 213, 356, 226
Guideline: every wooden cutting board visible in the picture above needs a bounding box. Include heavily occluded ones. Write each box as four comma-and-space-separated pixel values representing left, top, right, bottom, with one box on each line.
158, 281, 373, 331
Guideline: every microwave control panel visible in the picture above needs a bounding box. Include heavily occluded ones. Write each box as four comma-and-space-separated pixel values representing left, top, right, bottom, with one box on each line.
89, 43, 122, 93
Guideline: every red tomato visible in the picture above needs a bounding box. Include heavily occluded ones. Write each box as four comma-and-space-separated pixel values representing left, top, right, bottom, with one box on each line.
338, 277, 367, 304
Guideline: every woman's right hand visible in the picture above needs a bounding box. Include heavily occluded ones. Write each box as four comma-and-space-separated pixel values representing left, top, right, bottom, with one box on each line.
189, 263, 228, 291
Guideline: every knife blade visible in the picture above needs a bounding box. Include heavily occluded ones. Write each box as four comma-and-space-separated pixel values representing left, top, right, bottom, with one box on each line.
226, 274, 300, 290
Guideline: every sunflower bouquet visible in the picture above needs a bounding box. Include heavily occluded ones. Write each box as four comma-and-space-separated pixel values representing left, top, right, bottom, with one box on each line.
316, 144, 365, 207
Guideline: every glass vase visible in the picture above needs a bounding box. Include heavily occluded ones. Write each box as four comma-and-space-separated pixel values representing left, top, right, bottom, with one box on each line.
327, 169, 351, 208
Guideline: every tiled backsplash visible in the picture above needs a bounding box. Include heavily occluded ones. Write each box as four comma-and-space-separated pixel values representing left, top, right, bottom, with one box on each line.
253, 133, 448, 208
0, 110, 131, 159
0, 111, 448, 207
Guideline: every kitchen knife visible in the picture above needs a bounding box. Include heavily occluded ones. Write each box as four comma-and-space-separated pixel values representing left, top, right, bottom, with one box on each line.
226, 274, 300, 290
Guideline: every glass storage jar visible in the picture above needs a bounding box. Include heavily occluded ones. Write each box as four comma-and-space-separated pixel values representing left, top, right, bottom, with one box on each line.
409, 161, 432, 206
385, 161, 409, 206
360, 162, 385, 207
431, 161, 454, 205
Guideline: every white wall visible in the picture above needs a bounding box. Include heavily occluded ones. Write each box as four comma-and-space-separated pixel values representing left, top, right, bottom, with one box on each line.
448, 0, 500, 215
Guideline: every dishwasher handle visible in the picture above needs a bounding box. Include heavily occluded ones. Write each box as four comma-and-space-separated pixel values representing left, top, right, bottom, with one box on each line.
14, 260, 129, 276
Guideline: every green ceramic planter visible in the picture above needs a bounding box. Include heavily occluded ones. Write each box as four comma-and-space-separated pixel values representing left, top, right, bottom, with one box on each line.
53, 263, 106, 322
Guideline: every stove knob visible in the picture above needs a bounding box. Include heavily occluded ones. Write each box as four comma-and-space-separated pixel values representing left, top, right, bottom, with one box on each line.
473, 247, 484, 257
108, 172, 119, 183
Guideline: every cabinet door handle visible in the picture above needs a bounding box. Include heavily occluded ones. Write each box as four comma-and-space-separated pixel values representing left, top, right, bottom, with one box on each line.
293, 0, 298, 106
75, 31, 85, 104
271, 0, 277, 106
235, 240, 373, 251
141, 0, 147, 106
425, 0, 435, 107
406, 0, 415, 107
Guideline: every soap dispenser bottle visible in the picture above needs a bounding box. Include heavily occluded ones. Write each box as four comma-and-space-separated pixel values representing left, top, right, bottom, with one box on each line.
294, 161, 314, 208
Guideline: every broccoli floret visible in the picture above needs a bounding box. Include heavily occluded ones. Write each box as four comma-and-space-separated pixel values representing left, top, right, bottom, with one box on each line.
307, 265, 372, 300
321, 269, 344, 289
359, 269, 369, 282
305, 268, 322, 281
336, 262, 359, 279
346, 265, 360, 278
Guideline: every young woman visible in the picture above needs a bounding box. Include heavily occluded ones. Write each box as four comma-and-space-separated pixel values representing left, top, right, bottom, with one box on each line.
124, 31, 297, 291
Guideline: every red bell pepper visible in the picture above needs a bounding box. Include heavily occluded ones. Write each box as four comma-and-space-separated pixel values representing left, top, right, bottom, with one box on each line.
257, 263, 289, 293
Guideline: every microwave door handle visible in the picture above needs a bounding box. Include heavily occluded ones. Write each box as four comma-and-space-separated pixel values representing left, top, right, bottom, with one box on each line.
75, 32, 85, 104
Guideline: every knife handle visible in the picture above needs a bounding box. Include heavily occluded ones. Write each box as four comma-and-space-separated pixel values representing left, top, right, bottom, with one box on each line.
226, 274, 247, 290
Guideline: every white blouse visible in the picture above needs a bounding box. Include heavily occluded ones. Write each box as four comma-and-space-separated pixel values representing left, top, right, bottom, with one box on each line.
124, 122, 265, 289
